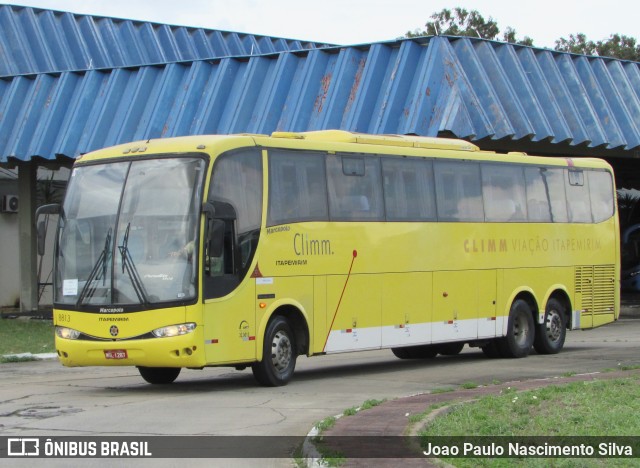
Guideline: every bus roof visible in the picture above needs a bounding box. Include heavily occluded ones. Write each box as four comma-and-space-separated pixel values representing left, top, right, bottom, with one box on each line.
76, 131, 612, 171
270, 130, 480, 152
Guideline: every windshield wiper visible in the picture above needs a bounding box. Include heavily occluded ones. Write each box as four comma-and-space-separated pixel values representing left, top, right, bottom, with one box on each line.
76, 227, 112, 306
118, 223, 150, 306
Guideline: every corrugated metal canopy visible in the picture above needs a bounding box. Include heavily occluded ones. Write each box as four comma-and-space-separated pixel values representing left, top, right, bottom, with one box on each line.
2, 35, 640, 165
0, 4, 331, 77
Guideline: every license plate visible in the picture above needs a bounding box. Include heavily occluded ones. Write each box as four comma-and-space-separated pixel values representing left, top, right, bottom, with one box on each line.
104, 349, 128, 360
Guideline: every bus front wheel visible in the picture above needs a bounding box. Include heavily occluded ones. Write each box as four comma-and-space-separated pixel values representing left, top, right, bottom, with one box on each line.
137, 366, 181, 384
252, 316, 297, 386
497, 299, 534, 358
533, 298, 567, 354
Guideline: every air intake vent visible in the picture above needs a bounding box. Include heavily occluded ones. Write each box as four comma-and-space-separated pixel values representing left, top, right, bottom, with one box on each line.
575, 265, 616, 315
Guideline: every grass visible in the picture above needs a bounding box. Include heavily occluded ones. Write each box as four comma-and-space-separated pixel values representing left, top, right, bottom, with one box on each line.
431, 386, 456, 394
310, 398, 386, 466
314, 416, 337, 433
460, 381, 479, 389
0, 317, 55, 361
313, 398, 387, 434
360, 398, 386, 410
418, 375, 640, 467
343, 406, 358, 417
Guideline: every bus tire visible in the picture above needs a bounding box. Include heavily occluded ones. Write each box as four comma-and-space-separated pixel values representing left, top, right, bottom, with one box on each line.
137, 366, 181, 384
497, 299, 534, 358
391, 345, 438, 359
252, 316, 297, 386
533, 298, 567, 354
436, 342, 465, 356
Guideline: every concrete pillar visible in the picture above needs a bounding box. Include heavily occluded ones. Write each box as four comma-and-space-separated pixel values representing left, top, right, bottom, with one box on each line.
18, 162, 38, 312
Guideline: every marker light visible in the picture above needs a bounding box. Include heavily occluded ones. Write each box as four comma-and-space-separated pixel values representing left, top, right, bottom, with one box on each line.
151, 323, 197, 338
55, 326, 81, 340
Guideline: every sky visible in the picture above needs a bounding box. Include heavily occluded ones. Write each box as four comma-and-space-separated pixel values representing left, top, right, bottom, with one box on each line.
8, 0, 640, 49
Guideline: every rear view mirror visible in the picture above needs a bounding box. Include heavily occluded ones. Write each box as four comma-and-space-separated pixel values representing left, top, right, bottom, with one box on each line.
203, 200, 237, 258
37, 220, 47, 256
35, 203, 61, 256
208, 219, 226, 258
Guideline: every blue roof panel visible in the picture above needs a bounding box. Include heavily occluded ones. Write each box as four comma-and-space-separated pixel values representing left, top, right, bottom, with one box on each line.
0, 4, 332, 76
2, 36, 640, 164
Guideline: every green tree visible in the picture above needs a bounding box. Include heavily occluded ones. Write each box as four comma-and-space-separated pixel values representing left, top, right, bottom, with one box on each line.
406, 7, 533, 46
555, 33, 640, 61
554, 33, 596, 55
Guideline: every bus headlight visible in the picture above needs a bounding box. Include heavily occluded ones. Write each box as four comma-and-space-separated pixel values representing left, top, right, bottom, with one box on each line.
56, 326, 81, 340
151, 323, 196, 338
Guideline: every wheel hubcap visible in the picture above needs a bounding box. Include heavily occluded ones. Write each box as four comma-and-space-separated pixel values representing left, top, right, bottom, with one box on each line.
545, 310, 562, 342
514, 314, 530, 346
271, 331, 292, 372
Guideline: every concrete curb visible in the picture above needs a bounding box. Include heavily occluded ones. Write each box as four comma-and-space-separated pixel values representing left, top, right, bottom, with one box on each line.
2, 352, 58, 361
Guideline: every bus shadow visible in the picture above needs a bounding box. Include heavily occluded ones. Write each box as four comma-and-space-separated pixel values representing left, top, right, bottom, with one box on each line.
289, 344, 606, 382
100, 369, 259, 394
96, 345, 602, 394
292, 350, 487, 382
99, 351, 489, 394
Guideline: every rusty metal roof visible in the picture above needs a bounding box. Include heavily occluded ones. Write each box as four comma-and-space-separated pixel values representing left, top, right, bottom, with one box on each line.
2, 31, 640, 165
0, 4, 331, 77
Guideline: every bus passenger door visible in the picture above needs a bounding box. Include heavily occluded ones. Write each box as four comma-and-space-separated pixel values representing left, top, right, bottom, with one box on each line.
203, 279, 256, 364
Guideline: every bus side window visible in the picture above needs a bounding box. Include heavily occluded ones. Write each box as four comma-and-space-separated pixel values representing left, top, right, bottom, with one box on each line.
524, 167, 552, 222
382, 158, 436, 221
267, 150, 328, 226
434, 161, 484, 222
327, 155, 383, 221
588, 170, 614, 223
566, 169, 593, 223
481, 164, 527, 222
543, 168, 569, 223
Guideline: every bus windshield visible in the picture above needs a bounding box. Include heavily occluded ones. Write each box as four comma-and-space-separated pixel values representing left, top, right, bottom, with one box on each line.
54, 156, 206, 309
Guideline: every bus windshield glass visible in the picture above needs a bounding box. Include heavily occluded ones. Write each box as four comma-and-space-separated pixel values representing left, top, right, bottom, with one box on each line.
54, 156, 206, 309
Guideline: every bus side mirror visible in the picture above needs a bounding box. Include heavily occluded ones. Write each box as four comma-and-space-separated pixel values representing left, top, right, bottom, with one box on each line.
203, 200, 237, 259
207, 219, 226, 258
37, 220, 47, 256
35, 203, 61, 256
35, 203, 61, 218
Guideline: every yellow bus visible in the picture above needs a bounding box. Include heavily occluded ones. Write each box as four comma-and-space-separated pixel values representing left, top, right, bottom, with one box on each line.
38, 130, 620, 386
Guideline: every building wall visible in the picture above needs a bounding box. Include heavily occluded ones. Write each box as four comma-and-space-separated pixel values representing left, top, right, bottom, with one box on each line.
0, 169, 66, 308
0, 180, 20, 307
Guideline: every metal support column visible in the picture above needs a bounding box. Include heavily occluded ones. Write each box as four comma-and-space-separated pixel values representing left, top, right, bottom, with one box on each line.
18, 162, 38, 312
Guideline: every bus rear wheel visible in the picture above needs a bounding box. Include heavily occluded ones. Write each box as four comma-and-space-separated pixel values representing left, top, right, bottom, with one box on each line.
391, 345, 438, 359
497, 299, 534, 358
436, 342, 465, 356
533, 298, 567, 354
137, 366, 181, 384
252, 316, 297, 386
